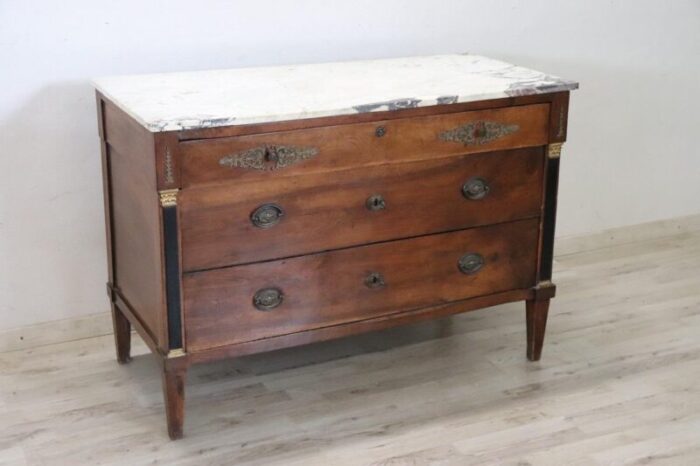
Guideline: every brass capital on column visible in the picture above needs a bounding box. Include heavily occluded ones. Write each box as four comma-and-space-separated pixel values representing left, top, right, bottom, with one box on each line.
159, 189, 179, 207
548, 142, 564, 159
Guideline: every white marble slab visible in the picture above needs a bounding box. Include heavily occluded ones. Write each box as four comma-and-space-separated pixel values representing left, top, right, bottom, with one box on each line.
93, 54, 578, 132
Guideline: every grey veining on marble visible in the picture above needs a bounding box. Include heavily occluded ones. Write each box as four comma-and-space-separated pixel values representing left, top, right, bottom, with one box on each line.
93, 54, 578, 132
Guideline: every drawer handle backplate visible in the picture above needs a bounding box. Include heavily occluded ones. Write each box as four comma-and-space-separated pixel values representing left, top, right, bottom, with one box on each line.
253, 287, 284, 310
251, 204, 284, 228
458, 253, 485, 275
462, 177, 490, 200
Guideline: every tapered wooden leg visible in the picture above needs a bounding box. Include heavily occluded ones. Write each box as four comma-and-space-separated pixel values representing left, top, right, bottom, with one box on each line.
162, 366, 186, 440
526, 298, 550, 361
111, 304, 131, 364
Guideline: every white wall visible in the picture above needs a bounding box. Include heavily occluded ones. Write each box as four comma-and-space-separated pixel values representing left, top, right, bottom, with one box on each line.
1, 0, 699, 330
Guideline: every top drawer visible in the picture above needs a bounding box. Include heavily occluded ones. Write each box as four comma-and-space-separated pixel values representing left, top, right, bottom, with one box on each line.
179, 104, 549, 187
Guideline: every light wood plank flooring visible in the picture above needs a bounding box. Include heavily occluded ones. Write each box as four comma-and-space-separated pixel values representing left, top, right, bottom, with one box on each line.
2, 229, 700, 465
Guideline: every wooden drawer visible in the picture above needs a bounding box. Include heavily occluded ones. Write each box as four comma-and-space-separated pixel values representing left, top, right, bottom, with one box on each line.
179, 104, 549, 187
179, 147, 544, 271
183, 219, 539, 351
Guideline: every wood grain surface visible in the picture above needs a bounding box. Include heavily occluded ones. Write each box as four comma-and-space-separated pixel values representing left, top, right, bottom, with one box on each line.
179, 147, 544, 271
183, 219, 539, 351
102, 99, 168, 350
179, 104, 549, 187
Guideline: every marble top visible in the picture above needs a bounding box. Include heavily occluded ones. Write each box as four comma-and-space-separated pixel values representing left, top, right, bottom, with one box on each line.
93, 54, 578, 132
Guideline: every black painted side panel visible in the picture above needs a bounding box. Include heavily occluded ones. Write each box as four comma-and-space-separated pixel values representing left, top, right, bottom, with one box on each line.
163, 206, 183, 349
539, 157, 560, 281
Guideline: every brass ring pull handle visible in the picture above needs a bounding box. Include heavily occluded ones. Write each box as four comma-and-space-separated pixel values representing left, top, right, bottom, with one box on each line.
366, 194, 386, 211
251, 204, 284, 228
458, 253, 485, 275
253, 287, 284, 310
462, 177, 490, 200
364, 272, 386, 289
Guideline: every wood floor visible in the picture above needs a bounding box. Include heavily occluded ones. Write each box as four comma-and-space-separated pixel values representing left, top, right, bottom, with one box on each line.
2, 229, 700, 465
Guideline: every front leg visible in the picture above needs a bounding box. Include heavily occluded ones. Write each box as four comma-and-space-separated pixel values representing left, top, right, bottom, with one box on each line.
526, 298, 550, 361
162, 364, 187, 439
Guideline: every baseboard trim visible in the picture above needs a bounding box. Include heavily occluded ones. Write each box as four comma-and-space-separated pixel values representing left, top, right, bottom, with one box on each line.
555, 214, 700, 257
2, 214, 700, 353
0, 312, 113, 353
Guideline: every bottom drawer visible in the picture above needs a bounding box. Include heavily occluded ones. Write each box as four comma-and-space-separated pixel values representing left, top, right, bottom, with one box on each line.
183, 218, 539, 351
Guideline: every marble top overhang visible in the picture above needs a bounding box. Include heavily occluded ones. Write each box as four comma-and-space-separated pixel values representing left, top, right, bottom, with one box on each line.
93, 54, 578, 133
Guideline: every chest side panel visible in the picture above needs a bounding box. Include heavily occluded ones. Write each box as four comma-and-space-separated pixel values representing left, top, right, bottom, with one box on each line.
102, 98, 167, 350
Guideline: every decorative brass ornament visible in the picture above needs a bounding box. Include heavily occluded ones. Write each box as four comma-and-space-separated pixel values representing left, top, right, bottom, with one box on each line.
548, 142, 563, 159
159, 189, 179, 207
164, 146, 175, 184
219, 144, 319, 171
535, 280, 555, 290
557, 107, 566, 139
166, 348, 186, 359
439, 121, 519, 146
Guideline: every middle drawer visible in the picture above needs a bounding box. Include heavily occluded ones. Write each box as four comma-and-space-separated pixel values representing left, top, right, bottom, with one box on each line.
179, 146, 544, 271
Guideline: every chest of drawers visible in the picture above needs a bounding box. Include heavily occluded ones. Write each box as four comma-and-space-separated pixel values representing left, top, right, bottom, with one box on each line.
94, 54, 577, 439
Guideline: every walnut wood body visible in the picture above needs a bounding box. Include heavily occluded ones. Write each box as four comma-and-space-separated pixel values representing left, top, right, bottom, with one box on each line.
97, 91, 570, 439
